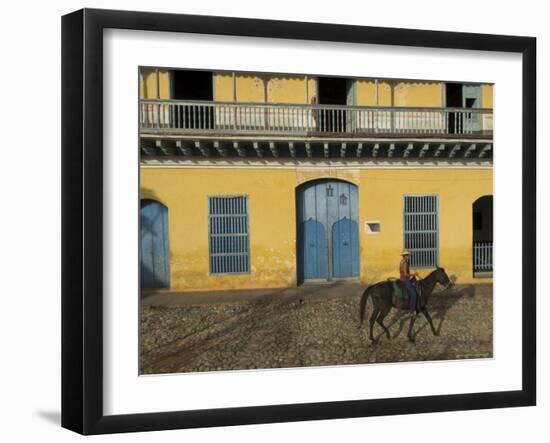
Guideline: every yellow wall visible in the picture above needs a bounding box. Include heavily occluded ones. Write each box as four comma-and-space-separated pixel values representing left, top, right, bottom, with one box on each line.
358, 168, 492, 283
355, 80, 443, 107
140, 69, 170, 99
141, 70, 491, 109
141, 167, 493, 291
141, 168, 298, 291
394, 82, 443, 107
213, 72, 234, 101
268, 75, 311, 104
356, 80, 377, 106
378, 81, 393, 106
482, 84, 494, 108
235, 74, 266, 102
213, 72, 314, 104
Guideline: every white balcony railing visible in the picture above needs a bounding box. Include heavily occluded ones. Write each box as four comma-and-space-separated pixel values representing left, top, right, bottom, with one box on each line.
140, 100, 493, 137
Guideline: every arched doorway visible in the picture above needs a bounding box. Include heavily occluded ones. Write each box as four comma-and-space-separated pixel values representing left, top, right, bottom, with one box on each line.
140, 199, 170, 288
296, 179, 359, 283
472, 195, 493, 275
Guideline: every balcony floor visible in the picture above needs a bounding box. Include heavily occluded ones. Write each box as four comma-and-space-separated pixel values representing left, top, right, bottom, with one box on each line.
140, 135, 493, 162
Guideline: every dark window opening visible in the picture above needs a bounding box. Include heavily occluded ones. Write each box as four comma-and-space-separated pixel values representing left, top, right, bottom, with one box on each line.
473, 196, 493, 242
473, 195, 493, 274
171, 70, 214, 130
172, 69, 213, 101
446, 83, 463, 107
473, 211, 483, 230
446, 83, 463, 134
318, 77, 348, 105
315, 77, 350, 133
465, 97, 477, 108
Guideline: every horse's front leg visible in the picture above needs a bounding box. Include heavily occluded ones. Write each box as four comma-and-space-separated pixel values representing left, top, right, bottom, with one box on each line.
421, 306, 439, 336
369, 307, 380, 343
407, 314, 416, 343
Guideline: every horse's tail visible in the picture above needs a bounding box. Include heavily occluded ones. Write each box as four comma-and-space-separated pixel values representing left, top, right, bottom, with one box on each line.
359, 285, 374, 327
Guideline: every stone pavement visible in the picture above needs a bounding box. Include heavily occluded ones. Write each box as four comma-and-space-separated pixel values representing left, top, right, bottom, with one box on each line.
140, 283, 493, 374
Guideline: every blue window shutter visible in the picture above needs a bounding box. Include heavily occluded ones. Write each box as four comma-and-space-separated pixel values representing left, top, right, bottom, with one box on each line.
208, 196, 250, 274
403, 195, 439, 268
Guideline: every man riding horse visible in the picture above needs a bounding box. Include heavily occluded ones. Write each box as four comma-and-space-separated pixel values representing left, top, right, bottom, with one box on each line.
359, 262, 453, 343
399, 250, 419, 314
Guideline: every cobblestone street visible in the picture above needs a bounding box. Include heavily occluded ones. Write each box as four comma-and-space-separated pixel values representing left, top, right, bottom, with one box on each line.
139, 282, 493, 374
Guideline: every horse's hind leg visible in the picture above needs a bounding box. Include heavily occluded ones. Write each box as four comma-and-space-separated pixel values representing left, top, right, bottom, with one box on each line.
376, 306, 391, 340
421, 306, 439, 336
369, 306, 380, 342
407, 314, 417, 343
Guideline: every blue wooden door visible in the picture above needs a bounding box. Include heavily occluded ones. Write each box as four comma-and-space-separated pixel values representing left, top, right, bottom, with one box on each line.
140, 200, 170, 288
297, 182, 328, 280
332, 217, 359, 277
299, 218, 327, 279
297, 180, 359, 282
330, 181, 359, 278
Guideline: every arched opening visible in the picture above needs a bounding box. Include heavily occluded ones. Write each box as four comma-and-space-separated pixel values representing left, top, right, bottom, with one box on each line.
140, 199, 170, 288
473, 195, 493, 276
296, 179, 359, 284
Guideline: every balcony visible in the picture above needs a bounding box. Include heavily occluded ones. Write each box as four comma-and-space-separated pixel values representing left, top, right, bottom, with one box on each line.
139, 100, 493, 160
140, 99, 493, 138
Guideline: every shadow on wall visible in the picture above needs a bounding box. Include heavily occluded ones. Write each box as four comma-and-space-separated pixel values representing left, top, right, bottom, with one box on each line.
140, 186, 162, 203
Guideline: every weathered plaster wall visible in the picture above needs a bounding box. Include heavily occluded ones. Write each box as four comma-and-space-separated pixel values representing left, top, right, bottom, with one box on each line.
141, 167, 493, 291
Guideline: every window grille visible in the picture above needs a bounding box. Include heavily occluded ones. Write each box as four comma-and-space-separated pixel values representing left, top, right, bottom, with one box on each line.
474, 242, 493, 273
403, 195, 438, 268
208, 196, 250, 274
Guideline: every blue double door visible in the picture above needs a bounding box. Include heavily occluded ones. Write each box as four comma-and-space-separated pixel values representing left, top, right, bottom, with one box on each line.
140, 199, 170, 288
297, 180, 359, 282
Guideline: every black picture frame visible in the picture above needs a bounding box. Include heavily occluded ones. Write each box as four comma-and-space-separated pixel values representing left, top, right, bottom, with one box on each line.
61, 8, 536, 435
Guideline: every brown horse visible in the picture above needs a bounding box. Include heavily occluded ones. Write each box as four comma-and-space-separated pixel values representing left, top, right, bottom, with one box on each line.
359, 267, 453, 343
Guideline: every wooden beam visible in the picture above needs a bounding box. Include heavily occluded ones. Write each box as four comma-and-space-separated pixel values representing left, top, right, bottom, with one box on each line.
449, 143, 462, 158
478, 144, 492, 158
434, 143, 445, 158
340, 143, 347, 158
403, 142, 414, 158
233, 141, 246, 157
175, 140, 192, 156
269, 142, 279, 158
372, 143, 380, 158
213, 141, 227, 157
305, 142, 312, 158
356, 143, 363, 158
155, 140, 171, 156
419, 143, 430, 158
388, 143, 395, 158
195, 140, 210, 157
289, 142, 296, 158
324, 143, 329, 158
463, 143, 477, 158
252, 142, 263, 158
140, 146, 153, 156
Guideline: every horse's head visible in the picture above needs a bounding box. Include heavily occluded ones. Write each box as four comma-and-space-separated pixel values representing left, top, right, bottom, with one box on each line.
434, 267, 453, 289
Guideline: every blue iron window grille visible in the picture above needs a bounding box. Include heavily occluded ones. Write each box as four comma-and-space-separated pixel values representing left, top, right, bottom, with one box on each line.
403, 195, 439, 268
208, 196, 250, 274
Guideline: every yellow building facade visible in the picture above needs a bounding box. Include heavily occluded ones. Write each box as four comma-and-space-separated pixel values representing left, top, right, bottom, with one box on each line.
139, 68, 494, 292
140, 69, 493, 108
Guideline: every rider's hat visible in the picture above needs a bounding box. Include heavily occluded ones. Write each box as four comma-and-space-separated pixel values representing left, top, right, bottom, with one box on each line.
400, 250, 410, 256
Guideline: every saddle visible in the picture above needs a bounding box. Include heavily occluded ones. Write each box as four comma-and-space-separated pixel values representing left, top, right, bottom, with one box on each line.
389, 279, 408, 300
387, 278, 422, 304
